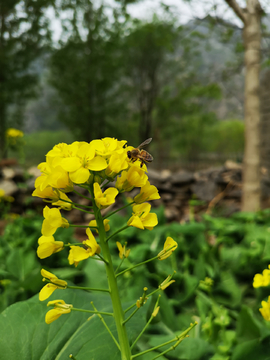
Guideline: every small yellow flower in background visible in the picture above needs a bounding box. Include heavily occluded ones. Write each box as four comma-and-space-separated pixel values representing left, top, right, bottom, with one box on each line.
158, 237, 178, 260
68, 228, 101, 267
127, 203, 158, 230
115, 166, 148, 192
89, 219, 110, 232
159, 275, 176, 290
0, 189, 5, 198
134, 181, 160, 204
41, 206, 69, 236
6, 128, 24, 138
116, 242, 130, 259
45, 299, 72, 324
93, 182, 118, 209
39, 269, 67, 301
37, 235, 64, 259
259, 296, 270, 321
253, 267, 270, 288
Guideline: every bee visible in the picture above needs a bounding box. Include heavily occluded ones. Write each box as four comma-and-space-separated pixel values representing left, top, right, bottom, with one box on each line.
127, 138, 153, 168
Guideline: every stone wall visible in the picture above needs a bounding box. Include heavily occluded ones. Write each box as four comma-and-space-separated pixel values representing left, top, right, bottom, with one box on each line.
2, 160, 270, 230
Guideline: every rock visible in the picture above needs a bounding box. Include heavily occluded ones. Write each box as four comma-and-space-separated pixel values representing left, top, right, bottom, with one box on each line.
171, 171, 194, 185
191, 180, 218, 202
27, 166, 41, 178
224, 160, 242, 170
0, 180, 18, 196
164, 206, 180, 221
2, 167, 15, 180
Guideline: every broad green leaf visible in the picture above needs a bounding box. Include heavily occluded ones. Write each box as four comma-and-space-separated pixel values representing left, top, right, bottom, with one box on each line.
0, 289, 149, 360
232, 338, 270, 360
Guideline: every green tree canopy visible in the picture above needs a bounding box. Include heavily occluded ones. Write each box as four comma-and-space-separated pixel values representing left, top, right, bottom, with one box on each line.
0, 0, 54, 157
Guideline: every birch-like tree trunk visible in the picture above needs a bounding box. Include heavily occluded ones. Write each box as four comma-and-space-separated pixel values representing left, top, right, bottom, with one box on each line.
225, 0, 262, 211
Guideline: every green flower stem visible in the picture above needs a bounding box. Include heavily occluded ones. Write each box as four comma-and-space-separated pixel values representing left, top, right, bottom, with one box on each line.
89, 184, 132, 360
69, 224, 89, 229
122, 307, 139, 325
96, 253, 108, 264
116, 255, 159, 277
151, 336, 188, 360
67, 285, 110, 293
115, 257, 126, 274
73, 188, 93, 200
91, 302, 120, 350
101, 180, 111, 189
130, 297, 160, 351
71, 308, 114, 316
104, 201, 135, 219
58, 197, 93, 209
73, 205, 93, 214
131, 322, 198, 359
106, 225, 129, 242
124, 303, 137, 314
116, 245, 177, 278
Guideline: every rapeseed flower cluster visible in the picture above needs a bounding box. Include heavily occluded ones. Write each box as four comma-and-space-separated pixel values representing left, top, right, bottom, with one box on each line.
253, 265, 270, 321
33, 137, 177, 326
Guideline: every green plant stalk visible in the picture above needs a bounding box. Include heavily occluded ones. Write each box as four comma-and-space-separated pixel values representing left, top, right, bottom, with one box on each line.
130, 296, 160, 351
71, 308, 113, 316
90, 184, 132, 360
131, 322, 197, 359
67, 285, 110, 292
91, 302, 120, 350
104, 201, 135, 219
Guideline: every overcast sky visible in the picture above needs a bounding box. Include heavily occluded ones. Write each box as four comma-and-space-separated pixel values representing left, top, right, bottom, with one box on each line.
49, 0, 265, 42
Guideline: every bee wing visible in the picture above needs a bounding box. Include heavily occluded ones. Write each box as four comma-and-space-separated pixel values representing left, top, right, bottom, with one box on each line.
138, 138, 152, 149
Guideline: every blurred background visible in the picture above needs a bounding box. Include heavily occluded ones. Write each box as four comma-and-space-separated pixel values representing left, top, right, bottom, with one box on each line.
1, 0, 259, 170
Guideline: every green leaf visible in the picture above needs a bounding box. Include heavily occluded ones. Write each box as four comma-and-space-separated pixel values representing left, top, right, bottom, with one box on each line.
0, 289, 149, 360
232, 338, 270, 360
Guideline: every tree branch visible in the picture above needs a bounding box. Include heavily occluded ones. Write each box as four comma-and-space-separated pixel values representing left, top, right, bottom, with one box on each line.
224, 0, 246, 24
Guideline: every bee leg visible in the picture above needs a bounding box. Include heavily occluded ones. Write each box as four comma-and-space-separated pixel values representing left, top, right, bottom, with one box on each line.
140, 161, 145, 168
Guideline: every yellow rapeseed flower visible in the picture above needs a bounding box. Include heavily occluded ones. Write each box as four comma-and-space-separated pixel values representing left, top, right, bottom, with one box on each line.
259, 296, 270, 321
127, 203, 158, 230
41, 206, 69, 236
45, 300, 72, 324
134, 181, 160, 203
105, 152, 129, 178
116, 242, 130, 259
158, 237, 178, 260
116, 166, 148, 192
253, 267, 270, 288
68, 228, 101, 267
39, 269, 67, 301
6, 128, 24, 138
37, 235, 64, 259
93, 182, 118, 209
33, 186, 73, 210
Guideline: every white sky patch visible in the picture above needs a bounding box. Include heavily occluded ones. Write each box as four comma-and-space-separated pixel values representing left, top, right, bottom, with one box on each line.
47, 0, 270, 43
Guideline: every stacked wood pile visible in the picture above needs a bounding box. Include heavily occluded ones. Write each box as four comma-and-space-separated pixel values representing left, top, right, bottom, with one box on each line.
1, 160, 270, 226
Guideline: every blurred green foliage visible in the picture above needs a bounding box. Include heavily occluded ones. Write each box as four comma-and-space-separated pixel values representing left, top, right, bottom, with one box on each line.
1, 207, 270, 359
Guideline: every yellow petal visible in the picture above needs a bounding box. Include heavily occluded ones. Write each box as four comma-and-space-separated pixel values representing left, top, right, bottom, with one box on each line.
60, 157, 81, 172
87, 156, 107, 171
69, 167, 90, 184
39, 283, 58, 301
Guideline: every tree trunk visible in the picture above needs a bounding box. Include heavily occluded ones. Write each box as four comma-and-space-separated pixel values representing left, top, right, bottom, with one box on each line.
241, 0, 262, 211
